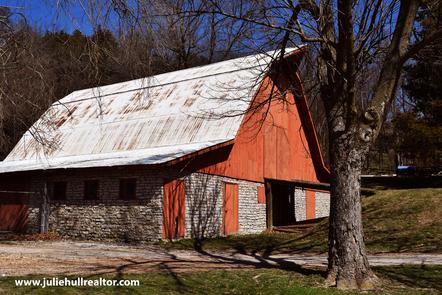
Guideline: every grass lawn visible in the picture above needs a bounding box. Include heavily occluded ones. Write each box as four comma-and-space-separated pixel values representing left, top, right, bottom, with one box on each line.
0, 266, 440, 294
162, 188, 442, 254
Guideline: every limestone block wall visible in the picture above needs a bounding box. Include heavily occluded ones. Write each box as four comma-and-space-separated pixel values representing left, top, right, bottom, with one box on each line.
294, 188, 330, 221
22, 163, 331, 242
26, 196, 42, 234
25, 169, 267, 242
315, 191, 330, 218
238, 181, 266, 234
27, 167, 164, 242
185, 173, 266, 238
294, 188, 307, 221
185, 173, 223, 238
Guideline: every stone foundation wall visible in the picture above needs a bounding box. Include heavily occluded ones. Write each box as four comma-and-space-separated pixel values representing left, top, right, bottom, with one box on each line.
294, 189, 307, 221
185, 173, 223, 238
238, 181, 266, 234
26, 203, 41, 234
185, 173, 266, 238
25, 168, 330, 240
315, 191, 330, 218
25, 169, 266, 242
28, 168, 164, 242
294, 188, 330, 221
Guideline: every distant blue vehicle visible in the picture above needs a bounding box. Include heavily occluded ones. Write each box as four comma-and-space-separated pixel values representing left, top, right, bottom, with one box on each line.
396, 165, 417, 176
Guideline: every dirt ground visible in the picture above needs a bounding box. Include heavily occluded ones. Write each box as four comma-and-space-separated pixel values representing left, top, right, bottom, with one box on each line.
1, 240, 442, 276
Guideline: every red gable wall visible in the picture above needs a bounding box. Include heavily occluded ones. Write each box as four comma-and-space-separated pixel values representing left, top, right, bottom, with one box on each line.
198, 55, 329, 184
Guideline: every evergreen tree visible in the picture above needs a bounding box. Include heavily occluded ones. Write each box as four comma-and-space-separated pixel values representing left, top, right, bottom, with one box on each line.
395, 3, 442, 169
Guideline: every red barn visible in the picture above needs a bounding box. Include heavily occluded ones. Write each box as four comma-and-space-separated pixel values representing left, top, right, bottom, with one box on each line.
0, 47, 330, 241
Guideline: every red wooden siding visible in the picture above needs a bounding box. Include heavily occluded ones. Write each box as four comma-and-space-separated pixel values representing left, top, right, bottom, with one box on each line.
0, 175, 31, 232
163, 180, 186, 239
200, 73, 327, 184
257, 186, 266, 204
305, 189, 316, 219
0, 193, 29, 231
223, 183, 239, 235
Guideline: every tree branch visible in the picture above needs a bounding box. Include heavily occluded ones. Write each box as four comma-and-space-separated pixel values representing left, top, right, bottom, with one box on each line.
401, 28, 442, 61
359, 0, 420, 143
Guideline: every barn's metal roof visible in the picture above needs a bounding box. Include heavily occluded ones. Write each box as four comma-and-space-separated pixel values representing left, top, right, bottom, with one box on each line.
0, 47, 303, 173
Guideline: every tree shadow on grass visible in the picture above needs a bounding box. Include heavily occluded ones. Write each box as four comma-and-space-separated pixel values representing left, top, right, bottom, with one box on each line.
189, 225, 328, 258
191, 240, 325, 277
59, 248, 326, 294
374, 265, 442, 293
75, 256, 441, 294
74, 243, 326, 281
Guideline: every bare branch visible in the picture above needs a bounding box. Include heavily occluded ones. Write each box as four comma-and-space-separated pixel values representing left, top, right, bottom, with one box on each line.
401, 27, 442, 61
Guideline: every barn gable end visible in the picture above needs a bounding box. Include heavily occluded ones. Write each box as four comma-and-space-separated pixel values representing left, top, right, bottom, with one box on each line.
176, 53, 329, 184
201, 79, 328, 183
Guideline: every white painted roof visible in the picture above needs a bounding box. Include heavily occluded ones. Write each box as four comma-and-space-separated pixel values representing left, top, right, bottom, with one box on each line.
0, 47, 303, 173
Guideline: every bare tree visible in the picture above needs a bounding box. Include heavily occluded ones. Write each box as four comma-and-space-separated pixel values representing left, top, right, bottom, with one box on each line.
0, 7, 56, 158
58, 0, 256, 71
179, 0, 442, 290
130, 0, 257, 67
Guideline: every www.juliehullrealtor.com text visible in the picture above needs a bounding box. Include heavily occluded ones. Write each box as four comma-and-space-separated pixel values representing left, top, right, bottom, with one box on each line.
14, 277, 140, 288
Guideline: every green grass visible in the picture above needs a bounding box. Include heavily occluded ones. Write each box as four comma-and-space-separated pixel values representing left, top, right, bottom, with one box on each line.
363, 188, 442, 253
375, 265, 442, 292
1, 266, 440, 294
162, 188, 442, 254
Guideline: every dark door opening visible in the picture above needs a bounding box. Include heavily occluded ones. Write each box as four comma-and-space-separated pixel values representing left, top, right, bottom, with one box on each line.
270, 182, 296, 226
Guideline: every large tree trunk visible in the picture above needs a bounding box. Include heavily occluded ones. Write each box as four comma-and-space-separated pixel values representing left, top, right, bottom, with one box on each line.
325, 131, 377, 289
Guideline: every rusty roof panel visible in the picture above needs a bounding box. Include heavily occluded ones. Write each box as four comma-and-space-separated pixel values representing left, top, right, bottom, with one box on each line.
0, 47, 303, 172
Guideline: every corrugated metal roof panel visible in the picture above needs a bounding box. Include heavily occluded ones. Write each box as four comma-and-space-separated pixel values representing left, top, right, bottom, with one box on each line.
0, 47, 303, 173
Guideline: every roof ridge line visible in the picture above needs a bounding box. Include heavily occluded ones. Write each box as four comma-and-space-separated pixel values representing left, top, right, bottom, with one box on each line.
57, 63, 270, 106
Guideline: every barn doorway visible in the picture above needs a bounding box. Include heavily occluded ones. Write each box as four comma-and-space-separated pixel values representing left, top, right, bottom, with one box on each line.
270, 182, 296, 226
265, 180, 297, 227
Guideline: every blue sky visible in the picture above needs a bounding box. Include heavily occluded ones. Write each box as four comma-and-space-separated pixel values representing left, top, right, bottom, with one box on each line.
2, 0, 94, 34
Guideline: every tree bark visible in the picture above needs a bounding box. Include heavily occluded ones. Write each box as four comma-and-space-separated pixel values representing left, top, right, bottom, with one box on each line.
324, 130, 377, 289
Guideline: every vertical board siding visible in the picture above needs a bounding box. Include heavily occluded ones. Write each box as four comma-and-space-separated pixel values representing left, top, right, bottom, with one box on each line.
0, 176, 32, 232
305, 189, 316, 220
257, 186, 266, 204
163, 180, 186, 239
199, 73, 327, 185
223, 183, 239, 235
0, 193, 29, 231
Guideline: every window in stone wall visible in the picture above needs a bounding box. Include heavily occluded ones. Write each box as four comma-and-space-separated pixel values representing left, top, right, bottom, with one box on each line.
119, 178, 137, 200
52, 181, 67, 200
84, 180, 99, 200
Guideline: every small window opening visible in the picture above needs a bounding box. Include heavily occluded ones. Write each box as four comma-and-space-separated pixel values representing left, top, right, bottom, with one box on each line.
52, 181, 67, 200
119, 178, 136, 200
84, 180, 99, 200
